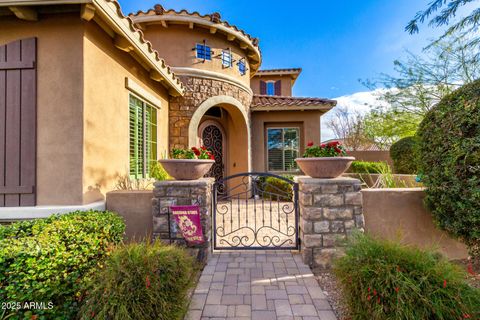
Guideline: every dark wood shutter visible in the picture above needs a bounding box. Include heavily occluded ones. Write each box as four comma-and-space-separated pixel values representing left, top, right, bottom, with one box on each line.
274, 80, 282, 96
0, 38, 37, 207
260, 80, 266, 95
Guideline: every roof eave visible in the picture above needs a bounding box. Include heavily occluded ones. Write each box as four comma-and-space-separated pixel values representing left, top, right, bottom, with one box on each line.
92, 0, 184, 95
251, 104, 335, 112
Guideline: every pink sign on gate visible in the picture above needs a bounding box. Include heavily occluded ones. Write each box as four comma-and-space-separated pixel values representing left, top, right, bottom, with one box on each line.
170, 205, 205, 245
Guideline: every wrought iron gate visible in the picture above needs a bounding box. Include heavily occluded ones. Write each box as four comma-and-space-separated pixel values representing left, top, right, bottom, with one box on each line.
213, 172, 299, 250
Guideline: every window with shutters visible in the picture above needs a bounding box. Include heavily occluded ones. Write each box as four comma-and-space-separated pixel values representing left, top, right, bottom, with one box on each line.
238, 59, 247, 75
267, 127, 300, 172
266, 81, 275, 96
129, 95, 157, 179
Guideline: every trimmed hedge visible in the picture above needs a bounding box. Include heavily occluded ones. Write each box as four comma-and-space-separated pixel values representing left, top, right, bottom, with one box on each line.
79, 241, 197, 320
390, 136, 418, 174
417, 80, 480, 259
348, 161, 387, 174
334, 234, 480, 320
0, 211, 125, 319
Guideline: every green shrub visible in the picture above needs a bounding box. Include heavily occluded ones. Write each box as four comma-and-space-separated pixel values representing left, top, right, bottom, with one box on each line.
348, 161, 387, 174
0, 211, 125, 319
334, 233, 480, 320
79, 241, 197, 320
262, 175, 294, 201
390, 136, 419, 174
417, 80, 480, 259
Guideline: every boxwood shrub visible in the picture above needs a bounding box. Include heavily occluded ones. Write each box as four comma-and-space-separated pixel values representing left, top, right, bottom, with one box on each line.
417, 80, 480, 259
390, 136, 419, 174
334, 234, 480, 320
348, 161, 387, 174
79, 241, 197, 320
262, 174, 294, 201
0, 211, 125, 319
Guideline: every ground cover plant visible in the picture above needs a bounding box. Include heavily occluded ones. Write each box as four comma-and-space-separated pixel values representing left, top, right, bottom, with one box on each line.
0, 211, 125, 319
79, 241, 197, 320
334, 233, 480, 320
417, 79, 480, 260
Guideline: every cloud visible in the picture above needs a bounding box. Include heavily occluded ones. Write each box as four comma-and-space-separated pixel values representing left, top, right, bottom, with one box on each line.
321, 89, 392, 141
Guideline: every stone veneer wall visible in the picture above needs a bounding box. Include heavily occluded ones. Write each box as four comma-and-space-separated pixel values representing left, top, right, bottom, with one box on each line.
169, 76, 252, 149
152, 178, 214, 263
297, 177, 364, 271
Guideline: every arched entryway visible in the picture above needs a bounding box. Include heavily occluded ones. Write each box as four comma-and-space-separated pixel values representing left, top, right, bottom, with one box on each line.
189, 96, 250, 180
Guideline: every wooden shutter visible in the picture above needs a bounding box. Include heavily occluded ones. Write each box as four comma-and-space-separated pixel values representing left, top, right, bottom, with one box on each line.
260, 80, 266, 95
0, 38, 37, 207
274, 80, 282, 96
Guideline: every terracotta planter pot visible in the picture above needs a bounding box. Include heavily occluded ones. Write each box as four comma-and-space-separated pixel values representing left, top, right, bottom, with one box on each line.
159, 159, 215, 180
295, 157, 355, 178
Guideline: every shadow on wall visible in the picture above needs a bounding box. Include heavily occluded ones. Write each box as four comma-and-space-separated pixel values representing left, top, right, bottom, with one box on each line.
362, 188, 469, 260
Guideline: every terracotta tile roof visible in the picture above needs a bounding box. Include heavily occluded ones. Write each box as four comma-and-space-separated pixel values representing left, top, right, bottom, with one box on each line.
256, 68, 302, 74
129, 5, 260, 49
251, 95, 336, 111
104, 0, 185, 95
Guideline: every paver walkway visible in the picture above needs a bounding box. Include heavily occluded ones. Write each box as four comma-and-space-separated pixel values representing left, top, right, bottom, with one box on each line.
185, 251, 337, 320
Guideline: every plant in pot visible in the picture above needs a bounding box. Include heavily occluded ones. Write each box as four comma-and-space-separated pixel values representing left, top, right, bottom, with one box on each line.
295, 141, 355, 178
159, 146, 215, 180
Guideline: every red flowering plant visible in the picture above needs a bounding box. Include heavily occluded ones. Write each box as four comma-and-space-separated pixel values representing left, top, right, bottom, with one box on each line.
302, 140, 347, 158
171, 146, 215, 160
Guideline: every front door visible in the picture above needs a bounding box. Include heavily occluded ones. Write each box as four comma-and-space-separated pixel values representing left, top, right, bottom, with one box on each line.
201, 124, 224, 182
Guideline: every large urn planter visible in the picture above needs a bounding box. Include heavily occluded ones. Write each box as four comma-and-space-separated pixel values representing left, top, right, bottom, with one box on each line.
295, 157, 355, 179
159, 159, 214, 180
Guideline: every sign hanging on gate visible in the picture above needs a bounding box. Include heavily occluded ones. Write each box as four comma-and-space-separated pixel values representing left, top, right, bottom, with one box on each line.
170, 205, 204, 245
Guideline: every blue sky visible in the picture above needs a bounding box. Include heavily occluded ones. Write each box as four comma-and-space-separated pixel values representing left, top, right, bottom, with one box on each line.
119, 0, 440, 98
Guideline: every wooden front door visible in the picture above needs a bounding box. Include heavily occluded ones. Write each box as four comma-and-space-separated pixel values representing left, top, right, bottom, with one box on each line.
0, 38, 37, 207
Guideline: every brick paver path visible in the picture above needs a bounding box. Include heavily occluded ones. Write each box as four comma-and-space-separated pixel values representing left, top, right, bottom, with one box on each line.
185, 251, 337, 320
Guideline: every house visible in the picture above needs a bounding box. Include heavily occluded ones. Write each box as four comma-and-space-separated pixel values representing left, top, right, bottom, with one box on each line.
0, 1, 335, 217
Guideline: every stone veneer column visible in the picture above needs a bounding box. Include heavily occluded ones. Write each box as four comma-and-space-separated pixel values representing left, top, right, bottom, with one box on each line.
152, 178, 214, 263
297, 177, 364, 271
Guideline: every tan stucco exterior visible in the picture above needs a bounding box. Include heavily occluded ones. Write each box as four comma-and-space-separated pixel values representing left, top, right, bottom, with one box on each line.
251, 75, 294, 96
0, 11, 171, 206
0, 14, 85, 205
251, 110, 325, 173
141, 25, 251, 89
363, 188, 469, 260
82, 20, 170, 204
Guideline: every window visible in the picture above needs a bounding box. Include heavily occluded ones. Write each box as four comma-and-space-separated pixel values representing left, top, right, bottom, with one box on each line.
196, 43, 212, 60
267, 127, 300, 172
238, 59, 247, 75
266, 81, 275, 96
221, 49, 233, 68
129, 95, 157, 179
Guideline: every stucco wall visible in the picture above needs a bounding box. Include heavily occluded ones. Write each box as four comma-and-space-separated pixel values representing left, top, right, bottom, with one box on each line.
251, 75, 294, 96
142, 25, 251, 87
0, 14, 84, 205
106, 190, 153, 239
362, 188, 468, 260
82, 21, 170, 204
251, 111, 324, 172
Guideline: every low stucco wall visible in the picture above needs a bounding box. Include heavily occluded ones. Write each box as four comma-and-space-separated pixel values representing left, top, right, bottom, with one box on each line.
362, 188, 468, 260
106, 191, 153, 240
